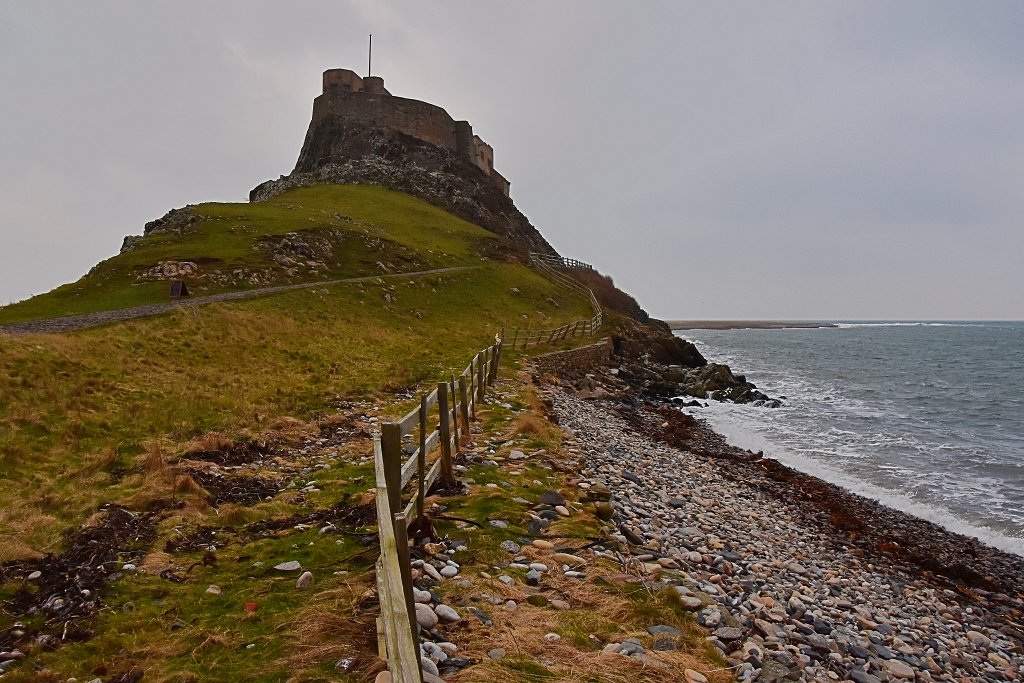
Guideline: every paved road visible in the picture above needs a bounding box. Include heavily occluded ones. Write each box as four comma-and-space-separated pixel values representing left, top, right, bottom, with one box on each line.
0, 266, 474, 336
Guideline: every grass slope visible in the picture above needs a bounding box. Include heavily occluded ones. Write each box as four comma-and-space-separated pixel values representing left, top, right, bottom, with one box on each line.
0, 263, 591, 557
0, 185, 499, 323
0, 185, 728, 683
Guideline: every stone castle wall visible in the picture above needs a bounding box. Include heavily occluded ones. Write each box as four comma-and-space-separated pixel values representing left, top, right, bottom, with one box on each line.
311, 91, 459, 151
311, 69, 509, 196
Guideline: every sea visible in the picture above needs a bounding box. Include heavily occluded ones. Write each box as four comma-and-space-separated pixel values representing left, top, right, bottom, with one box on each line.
673, 321, 1024, 557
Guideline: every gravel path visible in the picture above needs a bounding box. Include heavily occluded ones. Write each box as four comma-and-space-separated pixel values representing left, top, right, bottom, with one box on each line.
552, 391, 1023, 682
0, 266, 474, 336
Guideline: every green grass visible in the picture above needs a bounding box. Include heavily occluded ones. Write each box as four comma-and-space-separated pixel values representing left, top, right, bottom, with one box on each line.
0, 185, 499, 323
0, 183, 626, 682
0, 263, 591, 557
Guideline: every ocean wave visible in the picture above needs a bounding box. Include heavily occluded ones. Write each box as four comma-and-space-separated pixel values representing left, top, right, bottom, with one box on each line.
684, 405, 1024, 557
675, 325, 1024, 552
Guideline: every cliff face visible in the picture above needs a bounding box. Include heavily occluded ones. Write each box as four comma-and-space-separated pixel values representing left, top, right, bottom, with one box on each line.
250, 115, 557, 256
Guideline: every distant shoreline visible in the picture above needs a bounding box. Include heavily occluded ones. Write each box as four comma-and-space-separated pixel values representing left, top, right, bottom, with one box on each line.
666, 320, 837, 330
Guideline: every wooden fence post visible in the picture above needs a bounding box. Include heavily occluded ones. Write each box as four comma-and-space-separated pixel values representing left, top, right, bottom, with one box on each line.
437, 383, 455, 484
392, 512, 421, 671
417, 395, 426, 528
511, 328, 518, 348
458, 375, 471, 435
489, 342, 501, 384
468, 363, 477, 420
381, 423, 403, 517
449, 376, 459, 448
476, 350, 486, 404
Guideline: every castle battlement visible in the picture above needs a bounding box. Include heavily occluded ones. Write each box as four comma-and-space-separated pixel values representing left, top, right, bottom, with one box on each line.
312, 69, 509, 196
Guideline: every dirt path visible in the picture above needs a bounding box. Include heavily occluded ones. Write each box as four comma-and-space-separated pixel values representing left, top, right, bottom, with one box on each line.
0, 266, 475, 336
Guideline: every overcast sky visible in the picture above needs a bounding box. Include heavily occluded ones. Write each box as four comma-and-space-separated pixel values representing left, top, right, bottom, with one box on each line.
1, 1, 1022, 320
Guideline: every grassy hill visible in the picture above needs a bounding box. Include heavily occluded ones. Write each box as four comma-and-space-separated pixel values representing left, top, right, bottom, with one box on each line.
0, 185, 505, 324
0, 185, 725, 683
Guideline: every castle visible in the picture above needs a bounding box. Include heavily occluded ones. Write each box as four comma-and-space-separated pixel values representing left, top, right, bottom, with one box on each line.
310, 69, 510, 197
251, 67, 556, 256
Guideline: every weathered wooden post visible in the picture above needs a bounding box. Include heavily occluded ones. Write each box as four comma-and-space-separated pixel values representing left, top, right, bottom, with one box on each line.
458, 374, 471, 435
374, 432, 422, 683
437, 383, 455, 484
468, 363, 477, 420
489, 342, 501, 384
392, 512, 421, 671
476, 349, 486, 404
381, 423, 403, 518
417, 395, 426, 527
449, 376, 460, 447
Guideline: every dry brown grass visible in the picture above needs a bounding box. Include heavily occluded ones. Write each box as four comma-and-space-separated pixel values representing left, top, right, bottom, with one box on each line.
173, 474, 208, 499
442, 545, 731, 683
276, 583, 382, 681
74, 445, 119, 476
318, 412, 356, 430
0, 503, 60, 560
513, 412, 548, 436
184, 431, 235, 455
140, 550, 174, 575
118, 446, 212, 512
266, 416, 317, 440
145, 443, 170, 478
0, 536, 45, 561
510, 382, 563, 446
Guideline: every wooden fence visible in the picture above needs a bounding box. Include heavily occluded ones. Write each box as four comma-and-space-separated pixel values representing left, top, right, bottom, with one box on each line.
503, 254, 603, 350
373, 340, 503, 683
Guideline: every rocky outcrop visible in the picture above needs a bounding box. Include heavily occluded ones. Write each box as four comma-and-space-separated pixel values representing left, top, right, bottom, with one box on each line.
540, 316, 778, 407
250, 118, 556, 257
120, 207, 201, 254
637, 362, 780, 406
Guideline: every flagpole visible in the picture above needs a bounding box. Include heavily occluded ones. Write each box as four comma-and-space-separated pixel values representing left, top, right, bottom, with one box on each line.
368, 34, 372, 76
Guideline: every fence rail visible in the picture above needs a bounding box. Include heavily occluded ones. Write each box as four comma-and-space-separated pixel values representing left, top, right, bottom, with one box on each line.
503, 254, 603, 350
373, 340, 503, 683
529, 253, 595, 271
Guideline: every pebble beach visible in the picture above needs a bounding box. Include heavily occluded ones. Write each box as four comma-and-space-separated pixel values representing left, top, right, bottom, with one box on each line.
550, 387, 1024, 682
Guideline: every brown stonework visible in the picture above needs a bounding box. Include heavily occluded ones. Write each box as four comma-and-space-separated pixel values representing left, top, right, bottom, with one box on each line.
532, 339, 613, 375
307, 69, 508, 197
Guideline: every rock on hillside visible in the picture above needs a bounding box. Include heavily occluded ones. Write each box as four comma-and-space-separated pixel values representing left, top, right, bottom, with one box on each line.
250, 117, 556, 257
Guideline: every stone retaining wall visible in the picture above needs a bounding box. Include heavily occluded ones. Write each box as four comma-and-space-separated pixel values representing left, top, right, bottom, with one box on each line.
532, 338, 611, 375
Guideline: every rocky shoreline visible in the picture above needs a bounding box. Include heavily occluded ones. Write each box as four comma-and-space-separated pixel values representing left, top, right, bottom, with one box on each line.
543, 361, 1024, 682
